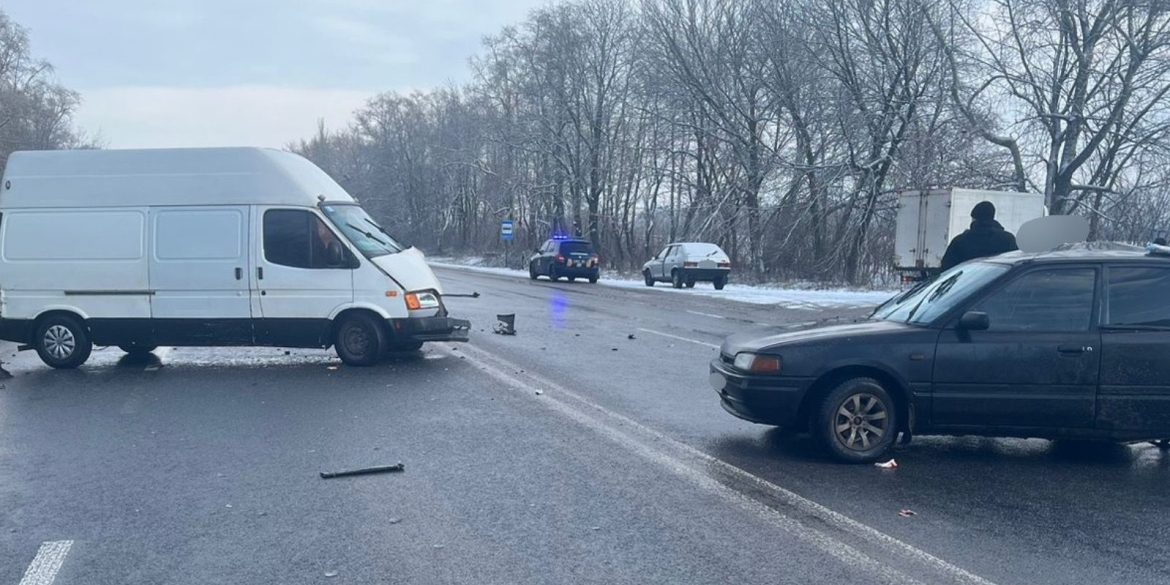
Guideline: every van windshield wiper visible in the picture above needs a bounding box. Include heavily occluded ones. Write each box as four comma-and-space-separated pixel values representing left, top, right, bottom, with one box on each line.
347, 223, 387, 246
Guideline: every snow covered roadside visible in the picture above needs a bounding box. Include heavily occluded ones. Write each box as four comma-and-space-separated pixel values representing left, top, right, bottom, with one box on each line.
427, 259, 895, 310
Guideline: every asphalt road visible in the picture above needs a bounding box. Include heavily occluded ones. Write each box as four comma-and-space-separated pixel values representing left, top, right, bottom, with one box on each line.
2, 266, 1168, 585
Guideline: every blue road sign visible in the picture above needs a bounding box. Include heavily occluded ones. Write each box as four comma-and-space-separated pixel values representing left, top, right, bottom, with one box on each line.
501, 219, 514, 241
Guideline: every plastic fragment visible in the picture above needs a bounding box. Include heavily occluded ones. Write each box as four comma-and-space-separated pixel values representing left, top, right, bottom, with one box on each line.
899, 509, 917, 518
875, 459, 898, 469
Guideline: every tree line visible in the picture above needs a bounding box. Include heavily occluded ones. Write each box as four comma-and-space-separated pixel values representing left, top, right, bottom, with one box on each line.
0, 10, 94, 172
293, 0, 1170, 284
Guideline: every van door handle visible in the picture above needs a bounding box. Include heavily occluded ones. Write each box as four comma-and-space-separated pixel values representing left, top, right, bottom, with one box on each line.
235, 267, 243, 280
1057, 345, 1086, 355
257, 267, 264, 280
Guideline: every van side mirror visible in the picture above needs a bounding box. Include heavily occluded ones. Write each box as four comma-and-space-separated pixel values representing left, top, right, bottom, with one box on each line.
958, 311, 990, 331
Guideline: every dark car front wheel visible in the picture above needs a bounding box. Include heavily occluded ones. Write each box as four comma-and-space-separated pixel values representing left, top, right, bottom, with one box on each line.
814, 377, 899, 463
528, 263, 539, 280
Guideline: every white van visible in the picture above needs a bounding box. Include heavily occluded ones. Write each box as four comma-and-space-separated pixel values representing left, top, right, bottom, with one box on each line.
0, 147, 470, 368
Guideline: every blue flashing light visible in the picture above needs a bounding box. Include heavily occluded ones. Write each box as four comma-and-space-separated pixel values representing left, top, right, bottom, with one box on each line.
551, 231, 573, 240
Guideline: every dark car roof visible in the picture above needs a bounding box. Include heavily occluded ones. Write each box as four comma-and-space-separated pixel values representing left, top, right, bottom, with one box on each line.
550, 238, 592, 245
991, 242, 1159, 265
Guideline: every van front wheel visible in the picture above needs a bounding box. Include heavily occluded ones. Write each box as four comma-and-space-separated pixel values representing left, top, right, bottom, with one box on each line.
35, 314, 93, 369
335, 313, 386, 367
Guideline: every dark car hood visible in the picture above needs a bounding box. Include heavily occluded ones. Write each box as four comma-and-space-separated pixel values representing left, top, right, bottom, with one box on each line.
720, 318, 915, 356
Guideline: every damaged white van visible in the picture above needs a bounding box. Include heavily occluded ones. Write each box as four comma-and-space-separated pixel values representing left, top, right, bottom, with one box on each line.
0, 147, 470, 368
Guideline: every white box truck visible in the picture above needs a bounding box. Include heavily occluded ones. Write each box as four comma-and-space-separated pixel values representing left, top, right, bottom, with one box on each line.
0, 147, 470, 369
893, 188, 1046, 279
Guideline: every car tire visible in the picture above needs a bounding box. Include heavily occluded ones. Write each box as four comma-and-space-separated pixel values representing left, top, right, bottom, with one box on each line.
672, 270, 683, 289
528, 263, 538, 280
714, 277, 727, 290
813, 377, 899, 463
643, 270, 654, 287
118, 344, 158, 355
568, 276, 576, 283
589, 273, 599, 284
334, 312, 386, 367
549, 266, 560, 282
685, 279, 696, 288
34, 314, 93, 369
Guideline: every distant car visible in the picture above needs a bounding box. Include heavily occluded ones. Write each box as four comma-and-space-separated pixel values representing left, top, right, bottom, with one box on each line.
528, 237, 600, 283
643, 242, 731, 289
710, 244, 1170, 463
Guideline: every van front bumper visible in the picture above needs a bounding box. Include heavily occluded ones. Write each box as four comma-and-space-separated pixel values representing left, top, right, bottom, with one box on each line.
390, 316, 471, 343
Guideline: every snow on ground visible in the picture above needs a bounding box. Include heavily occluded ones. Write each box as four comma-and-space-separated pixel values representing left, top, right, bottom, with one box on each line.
428, 259, 895, 310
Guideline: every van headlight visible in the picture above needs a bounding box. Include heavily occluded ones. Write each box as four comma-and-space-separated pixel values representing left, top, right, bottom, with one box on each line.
733, 352, 781, 373
405, 290, 440, 310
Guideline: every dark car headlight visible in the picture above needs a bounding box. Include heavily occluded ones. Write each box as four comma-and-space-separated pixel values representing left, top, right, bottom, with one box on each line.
733, 352, 782, 373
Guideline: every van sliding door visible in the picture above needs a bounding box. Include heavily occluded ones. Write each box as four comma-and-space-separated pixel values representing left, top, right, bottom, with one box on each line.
148, 206, 254, 345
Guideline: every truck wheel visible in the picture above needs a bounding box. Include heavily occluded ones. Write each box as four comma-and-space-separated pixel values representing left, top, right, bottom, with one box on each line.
714, 277, 727, 290
118, 344, 158, 355
685, 279, 696, 288
35, 314, 93, 369
334, 313, 386, 367
671, 270, 683, 289
813, 377, 899, 463
643, 270, 654, 287
528, 263, 538, 280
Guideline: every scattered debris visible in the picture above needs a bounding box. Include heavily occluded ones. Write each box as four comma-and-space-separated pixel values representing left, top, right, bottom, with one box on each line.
258, 512, 268, 517
325, 571, 339, 578
225, 504, 233, 509
874, 459, 898, 469
591, 526, 601, 531
320, 463, 405, 479
389, 518, 402, 524
535, 390, 543, 395
284, 351, 291, 356
144, 365, 161, 372
493, 313, 517, 335
574, 333, 580, 337
327, 365, 339, 371
611, 348, 618, 352
627, 334, 636, 340
434, 544, 445, 549
898, 509, 917, 518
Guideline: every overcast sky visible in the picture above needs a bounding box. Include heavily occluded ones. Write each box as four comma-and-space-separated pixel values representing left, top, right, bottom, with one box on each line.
6, 0, 549, 149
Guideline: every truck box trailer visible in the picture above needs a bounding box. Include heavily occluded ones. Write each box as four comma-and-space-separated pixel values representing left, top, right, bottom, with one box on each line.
894, 188, 1046, 277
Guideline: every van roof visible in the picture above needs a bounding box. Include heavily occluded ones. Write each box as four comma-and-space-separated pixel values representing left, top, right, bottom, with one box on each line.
0, 147, 355, 209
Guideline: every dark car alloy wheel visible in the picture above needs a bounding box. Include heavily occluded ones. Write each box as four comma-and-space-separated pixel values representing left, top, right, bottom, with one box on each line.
815, 377, 898, 463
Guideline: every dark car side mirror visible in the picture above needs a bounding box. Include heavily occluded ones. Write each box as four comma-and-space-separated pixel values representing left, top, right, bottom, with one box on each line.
958, 311, 990, 331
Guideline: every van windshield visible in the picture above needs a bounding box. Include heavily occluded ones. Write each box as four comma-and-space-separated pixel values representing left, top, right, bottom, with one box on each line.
320, 204, 406, 258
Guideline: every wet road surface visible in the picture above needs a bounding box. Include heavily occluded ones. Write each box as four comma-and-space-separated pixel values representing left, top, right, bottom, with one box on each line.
1, 265, 1167, 584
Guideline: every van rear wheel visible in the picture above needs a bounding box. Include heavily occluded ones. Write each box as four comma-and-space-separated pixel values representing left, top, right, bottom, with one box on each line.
35, 314, 93, 369
335, 313, 386, 367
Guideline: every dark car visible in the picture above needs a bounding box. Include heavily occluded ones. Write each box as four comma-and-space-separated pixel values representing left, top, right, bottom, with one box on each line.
529, 238, 600, 283
710, 244, 1170, 462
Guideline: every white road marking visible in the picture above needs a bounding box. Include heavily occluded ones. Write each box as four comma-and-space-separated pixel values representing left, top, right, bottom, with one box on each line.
685, 310, 726, 320
18, 540, 72, 585
636, 328, 720, 349
444, 344, 997, 585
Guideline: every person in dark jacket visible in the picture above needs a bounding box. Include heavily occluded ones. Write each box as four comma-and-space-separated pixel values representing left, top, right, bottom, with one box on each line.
940, 201, 1019, 271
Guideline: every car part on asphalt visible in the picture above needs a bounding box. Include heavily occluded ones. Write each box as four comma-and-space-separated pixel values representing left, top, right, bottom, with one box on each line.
320, 462, 405, 479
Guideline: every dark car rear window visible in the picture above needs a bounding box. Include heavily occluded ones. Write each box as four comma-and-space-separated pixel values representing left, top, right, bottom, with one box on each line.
559, 241, 594, 255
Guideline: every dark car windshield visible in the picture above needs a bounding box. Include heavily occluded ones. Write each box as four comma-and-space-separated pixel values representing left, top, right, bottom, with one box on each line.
875, 262, 1010, 325
559, 241, 594, 255
320, 204, 406, 259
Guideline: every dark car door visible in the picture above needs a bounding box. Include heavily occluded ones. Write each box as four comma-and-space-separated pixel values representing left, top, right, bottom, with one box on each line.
534, 240, 552, 274
932, 266, 1101, 429
1097, 265, 1170, 433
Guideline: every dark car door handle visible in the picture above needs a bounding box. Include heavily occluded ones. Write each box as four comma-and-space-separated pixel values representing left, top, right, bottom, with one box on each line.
1057, 345, 1089, 355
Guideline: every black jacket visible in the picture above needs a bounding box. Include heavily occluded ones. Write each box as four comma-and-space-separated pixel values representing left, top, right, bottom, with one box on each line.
940, 219, 1019, 271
